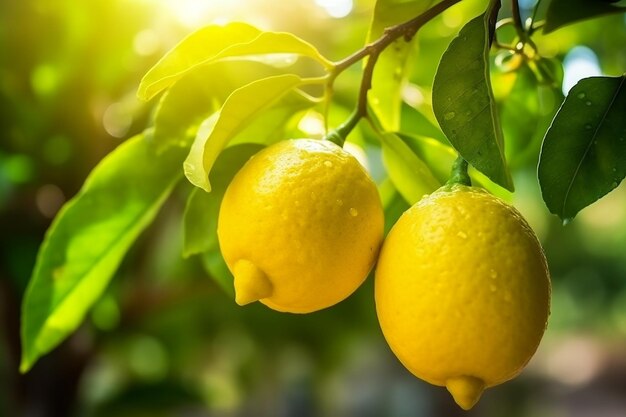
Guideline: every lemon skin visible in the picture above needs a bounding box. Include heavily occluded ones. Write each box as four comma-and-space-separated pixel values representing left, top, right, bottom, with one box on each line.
375, 184, 551, 409
218, 139, 384, 313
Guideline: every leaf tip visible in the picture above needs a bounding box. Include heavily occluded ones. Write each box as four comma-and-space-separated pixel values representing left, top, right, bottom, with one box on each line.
19, 352, 34, 374
136, 84, 151, 102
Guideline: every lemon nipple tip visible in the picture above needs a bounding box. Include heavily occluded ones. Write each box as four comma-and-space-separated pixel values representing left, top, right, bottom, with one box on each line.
233, 260, 273, 305
445, 375, 485, 410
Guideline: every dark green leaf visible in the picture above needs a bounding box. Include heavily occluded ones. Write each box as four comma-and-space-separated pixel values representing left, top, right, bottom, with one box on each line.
201, 250, 235, 297
20, 135, 185, 372
432, 6, 514, 191
544, 0, 626, 34
367, 0, 436, 130
539, 75, 626, 220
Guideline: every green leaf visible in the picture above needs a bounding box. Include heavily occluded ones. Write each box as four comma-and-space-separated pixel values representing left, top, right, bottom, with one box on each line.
395, 132, 457, 183
183, 74, 305, 192
432, 5, 514, 191
151, 61, 284, 152
201, 250, 234, 297
379, 131, 441, 204
400, 103, 449, 144
378, 179, 411, 234
182, 144, 264, 258
495, 62, 562, 170
183, 144, 263, 296
138, 23, 332, 101
138, 23, 261, 101
544, 0, 626, 34
538, 75, 626, 220
20, 135, 185, 372
229, 90, 314, 147
395, 132, 512, 199
366, 0, 436, 130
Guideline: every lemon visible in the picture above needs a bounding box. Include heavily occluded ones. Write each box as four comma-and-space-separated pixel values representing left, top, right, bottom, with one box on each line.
375, 184, 551, 410
218, 139, 384, 313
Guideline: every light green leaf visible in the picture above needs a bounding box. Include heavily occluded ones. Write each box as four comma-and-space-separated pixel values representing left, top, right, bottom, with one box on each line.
138, 23, 332, 101
395, 132, 457, 183
20, 135, 185, 372
400, 103, 449, 144
378, 179, 411, 234
183, 144, 264, 258
379, 131, 441, 204
539, 75, 626, 220
367, 0, 436, 130
151, 61, 284, 152
183, 74, 304, 192
432, 3, 514, 191
395, 132, 510, 199
229, 90, 314, 147
138, 23, 262, 101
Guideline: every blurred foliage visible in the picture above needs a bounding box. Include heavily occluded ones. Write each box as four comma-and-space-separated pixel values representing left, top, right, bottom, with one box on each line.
1, 0, 626, 416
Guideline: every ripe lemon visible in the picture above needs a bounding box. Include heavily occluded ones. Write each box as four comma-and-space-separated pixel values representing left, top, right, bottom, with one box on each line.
375, 184, 551, 410
218, 139, 384, 313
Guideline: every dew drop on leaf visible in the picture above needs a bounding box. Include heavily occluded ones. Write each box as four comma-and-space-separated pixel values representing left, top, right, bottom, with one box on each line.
585, 101, 592, 106
444, 112, 456, 120
336, 199, 344, 206
577, 92, 586, 99
349, 207, 358, 217
324, 160, 333, 168
562, 218, 572, 226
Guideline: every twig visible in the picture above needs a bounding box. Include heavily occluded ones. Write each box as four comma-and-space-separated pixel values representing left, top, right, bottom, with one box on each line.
326, 0, 463, 145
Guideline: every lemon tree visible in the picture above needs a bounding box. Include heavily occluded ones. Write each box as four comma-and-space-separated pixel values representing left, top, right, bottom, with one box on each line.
18, 0, 625, 411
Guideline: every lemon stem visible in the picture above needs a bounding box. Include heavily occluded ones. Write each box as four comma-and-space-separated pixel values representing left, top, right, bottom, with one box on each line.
325, 109, 361, 147
447, 155, 471, 186
325, 0, 463, 146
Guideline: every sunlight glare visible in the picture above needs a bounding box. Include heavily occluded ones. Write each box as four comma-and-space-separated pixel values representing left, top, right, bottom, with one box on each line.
315, 0, 353, 19
562, 46, 602, 95
156, 0, 247, 28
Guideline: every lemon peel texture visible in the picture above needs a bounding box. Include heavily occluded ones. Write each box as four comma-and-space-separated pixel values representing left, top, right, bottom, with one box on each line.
218, 139, 384, 313
375, 184, 550, 409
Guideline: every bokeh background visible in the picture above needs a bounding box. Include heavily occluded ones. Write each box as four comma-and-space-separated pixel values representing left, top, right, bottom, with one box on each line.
1, 0, 626, 416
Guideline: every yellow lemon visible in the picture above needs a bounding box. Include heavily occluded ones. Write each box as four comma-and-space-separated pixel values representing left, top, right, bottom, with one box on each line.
375, 184, 550, 410
218, 139, 384, 313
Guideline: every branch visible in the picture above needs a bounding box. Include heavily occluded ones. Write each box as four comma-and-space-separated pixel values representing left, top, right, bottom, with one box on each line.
326, 0, 463, 146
